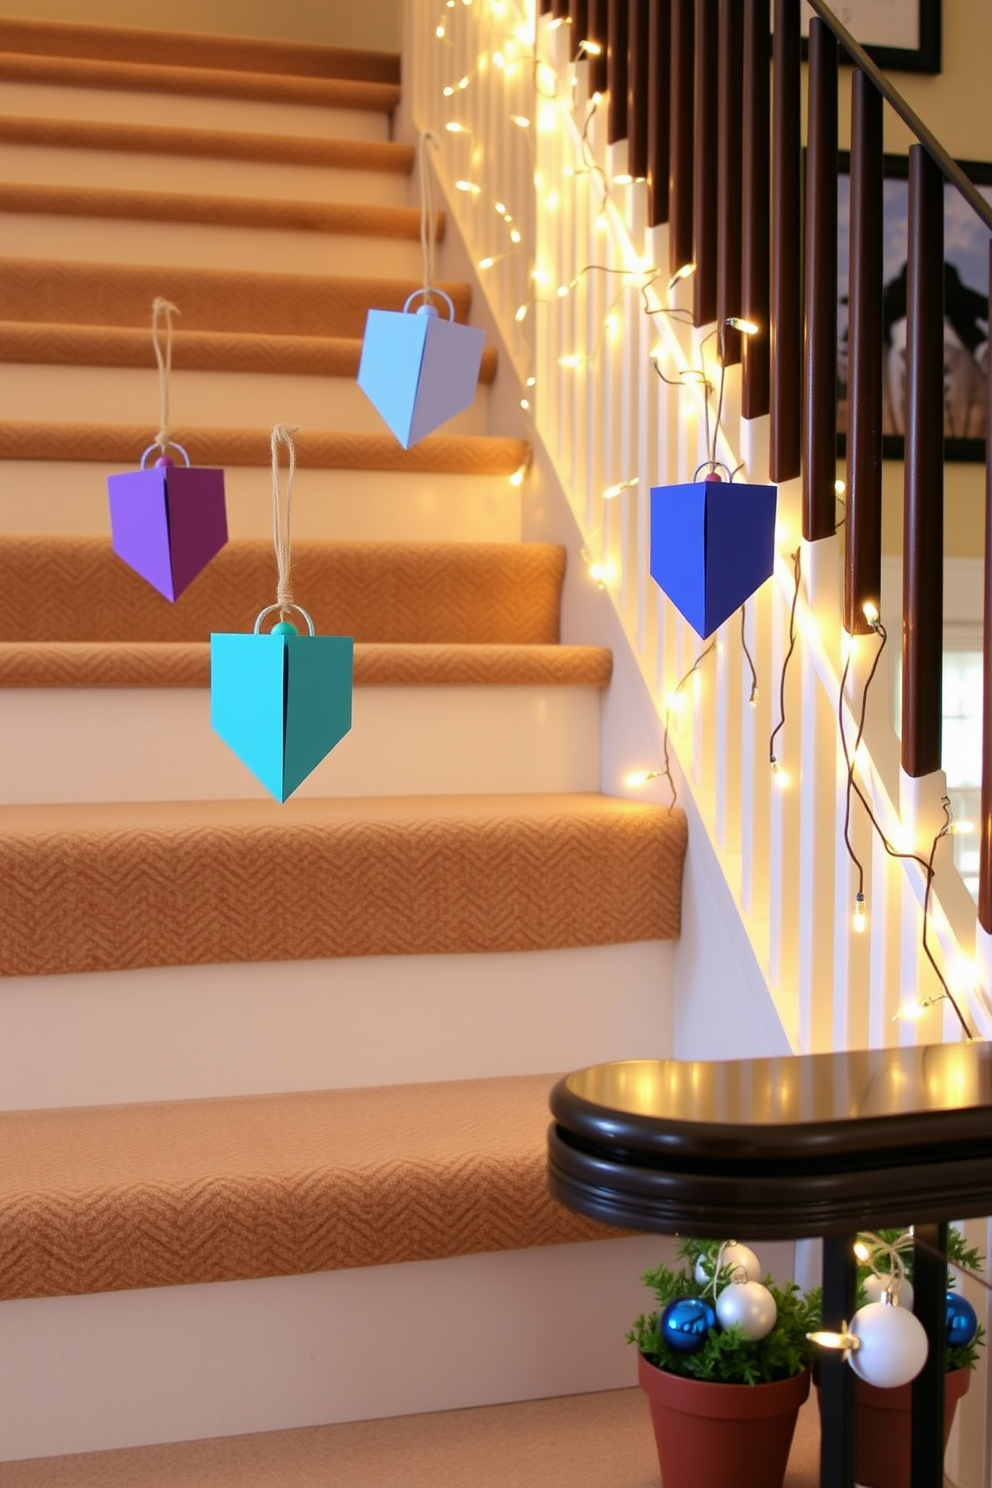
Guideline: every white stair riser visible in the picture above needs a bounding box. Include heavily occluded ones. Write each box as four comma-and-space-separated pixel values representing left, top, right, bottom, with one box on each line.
0, 463, 523, 541
0, 143, 412, 206
0, 1236, 685, 1460
0, 81, 394, 141
0, 365, 491, 440
0, 213, 426, 276
0, 941, 671, 1110
1, 686, 599, 803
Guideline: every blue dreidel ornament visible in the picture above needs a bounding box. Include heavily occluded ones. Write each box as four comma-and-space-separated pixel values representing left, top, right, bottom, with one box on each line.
210, 425, 353, 803
650, 464, 777, 639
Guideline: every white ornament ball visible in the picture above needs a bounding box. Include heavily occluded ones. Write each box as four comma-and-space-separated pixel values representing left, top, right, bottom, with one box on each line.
721, 1242, 762, 1282
863, 1273, 914, 1312
716, 1279, 778, 1341
849, 1301, 929, 1388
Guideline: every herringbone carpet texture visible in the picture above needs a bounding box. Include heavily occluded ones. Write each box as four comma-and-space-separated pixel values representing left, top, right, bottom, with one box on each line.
0, 794, 687, 976
0, 1074, 619, 1300
0, 323, 499, 380
0, 640, 613, 688
0, 538, 561, 644
0, 258, 473, 337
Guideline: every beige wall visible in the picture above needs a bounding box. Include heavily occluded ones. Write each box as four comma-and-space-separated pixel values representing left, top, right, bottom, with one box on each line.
0, 0, 402, 50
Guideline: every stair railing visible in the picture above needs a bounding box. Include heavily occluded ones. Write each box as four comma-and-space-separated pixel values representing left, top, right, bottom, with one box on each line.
405, 0, 992, 1057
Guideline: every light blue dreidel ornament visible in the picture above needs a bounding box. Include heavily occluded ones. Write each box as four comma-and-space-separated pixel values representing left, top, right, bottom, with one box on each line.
210, 425, 353, 802
357, 131, 485, 448
649, 463, 777, 640
106, 298, 227, 600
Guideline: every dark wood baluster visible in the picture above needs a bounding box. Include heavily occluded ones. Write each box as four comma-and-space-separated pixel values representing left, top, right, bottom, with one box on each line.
627, 0, 650, 180
771, 0, 802, 482
607, 0, 630, 143
692, 0, 718, 326
586, 0, 608, 94
669, 0, 695, 277
647, 0, 671, 226
741, 0, 770, 418
844, 70, 884, 634
802, 17, 838, 542
982, 240, 992, 932
717, 0, 744, 365
902, 144, 945, 778
569, 0, 589, 53
539, 0, 553, 13
551, 0, 569, 18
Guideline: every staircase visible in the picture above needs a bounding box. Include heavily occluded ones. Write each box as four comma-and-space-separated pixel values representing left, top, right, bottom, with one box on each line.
0, 17, 690, 1472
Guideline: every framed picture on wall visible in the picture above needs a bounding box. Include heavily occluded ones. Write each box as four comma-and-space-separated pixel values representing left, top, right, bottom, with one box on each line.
800, 0, 941, 74
836, 153, 991, 463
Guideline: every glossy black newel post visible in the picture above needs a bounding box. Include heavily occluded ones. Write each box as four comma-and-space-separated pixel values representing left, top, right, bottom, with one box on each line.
820, 1235, 856, 1488
844, 69, 884, 634
802, 18, 838, 543
911, 1222, 948, 1488
901, 144, 945, 778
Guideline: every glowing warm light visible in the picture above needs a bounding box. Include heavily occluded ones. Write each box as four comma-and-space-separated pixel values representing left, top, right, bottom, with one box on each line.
509, 463, 527, 488
514, 304, 528, 322
770, 756, 789, 787
681, 369, 708, 385
538, 101, 559, 132
445, 121, 470, 134
558, 354, 583, 368
510, 228, 522, 243
626, 769, 662, 788
455, 180, 481, 194
579, 38, 603, 55
494, 201, 507, 217
604, 312, 619, 336
595, 214, 608, 232
950, 820, 975, 835
604, 478, 638, 500
477, 256, 495, 270
668, 262, 696, 288
556, 284, 570, 298
749, 686, 758, 708
854, 1241, 872, 1262
510, 114, 531, 128
726, 316, 759, 335
853, 893, 867, 934
547, 13, 568, 27
591, 90, 603, 105
457, 75, 470, 89
613, 173, 634, 186
519, 397, 530, 410
893, 1001, 930, 1023
862, 599, 880, 626
666, 691, 687, 715
525, 376, 536, 387
835, 478, 847, 495
807, 1330, 858, 1352
436, 24, 446, 38
532, 267, 551, 287
546, 191, 560, 210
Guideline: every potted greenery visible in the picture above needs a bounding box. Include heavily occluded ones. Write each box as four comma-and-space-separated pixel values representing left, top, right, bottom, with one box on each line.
818, 1228, 985, 1488
627, 1238, 818, 1488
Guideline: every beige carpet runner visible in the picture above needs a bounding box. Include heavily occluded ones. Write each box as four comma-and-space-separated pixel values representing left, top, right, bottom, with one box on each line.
0, 1073, 619, 1300
0, 793, 687, 976
0, 537, 563, 643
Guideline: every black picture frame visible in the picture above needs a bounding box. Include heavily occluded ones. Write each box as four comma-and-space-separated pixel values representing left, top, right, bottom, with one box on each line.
802, 0, 941, 75
836, 152, 991, 464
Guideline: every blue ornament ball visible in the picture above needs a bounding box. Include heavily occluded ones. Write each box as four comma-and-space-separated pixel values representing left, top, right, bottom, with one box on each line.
659, 1297, 717, 1355
946, 1291, 979, 1349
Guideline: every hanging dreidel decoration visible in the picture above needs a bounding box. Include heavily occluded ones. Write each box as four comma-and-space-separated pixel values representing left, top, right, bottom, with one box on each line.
357, 131, 485, 448
210, 425, 353, 803
650, 460, 777, 640
106, 298, 228, 600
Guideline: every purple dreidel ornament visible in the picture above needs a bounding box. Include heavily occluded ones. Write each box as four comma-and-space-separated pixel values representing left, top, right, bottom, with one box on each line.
107, 440, 228, 602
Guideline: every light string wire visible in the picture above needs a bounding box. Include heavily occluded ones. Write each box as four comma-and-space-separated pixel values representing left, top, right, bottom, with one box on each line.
906, 1228, 992, 1297
270, 423, 300, 617
151, 296, 180, 453
837, 625, 974, 1038
768, 548, 803, 772
660, 641, 717, 808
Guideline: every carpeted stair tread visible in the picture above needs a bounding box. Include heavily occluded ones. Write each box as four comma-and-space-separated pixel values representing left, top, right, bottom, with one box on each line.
0, 113, 414, 171
0, 537, 560, 645
0, 641, 613, 690
0, 258, 474, 337
0, 183, 442, 240
0, 114, 413, 172
0, 793, 688, 978
0, 17, 401, 85
0, 422, 525, 473
0, 1072, 618, 1300
0, 55, 401, 113
0, 1392, 822, 1488
0, 321, 499, 381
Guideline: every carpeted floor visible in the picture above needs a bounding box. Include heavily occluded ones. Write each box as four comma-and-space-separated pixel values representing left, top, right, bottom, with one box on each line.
0, 1387, 823, 1487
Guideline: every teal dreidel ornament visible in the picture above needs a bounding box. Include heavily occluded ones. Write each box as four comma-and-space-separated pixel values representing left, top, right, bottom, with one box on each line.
210, 425, 353, 802
106, 298, 228, 600
357, 131, 485, 448
649, 460, 777, 640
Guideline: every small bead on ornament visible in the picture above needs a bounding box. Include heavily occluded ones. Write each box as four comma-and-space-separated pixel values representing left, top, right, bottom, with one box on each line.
946, 1291, 979, 1349
864, 1273, 914, 1311
849, 1296, 929, 1388
694, 1241, 761, 1286
716, 1278, 778, 1341
659, 1297, 717, 1355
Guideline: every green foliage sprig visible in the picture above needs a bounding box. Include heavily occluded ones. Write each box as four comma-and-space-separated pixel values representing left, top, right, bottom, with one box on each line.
626, 1239, 818, 1385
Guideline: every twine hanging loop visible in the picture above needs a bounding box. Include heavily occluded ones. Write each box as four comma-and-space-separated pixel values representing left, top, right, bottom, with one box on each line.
151, 297, 180, 453
270, 423, 299, 617
419, 130, 441, 302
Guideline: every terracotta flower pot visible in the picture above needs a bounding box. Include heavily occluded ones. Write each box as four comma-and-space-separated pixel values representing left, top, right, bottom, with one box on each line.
638, 1353, 811, 1488
841, 1366, 971, 1488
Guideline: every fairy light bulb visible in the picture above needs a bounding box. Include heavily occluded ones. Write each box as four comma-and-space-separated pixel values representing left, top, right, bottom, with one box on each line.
862, 599, 880, 628
445, 121, 470, 133
455, 180, 481, 194
726, 316, 759, 335
668, 262, 695, 289
770, 756, 789, 787
509, 463, 527, 488
514, 304, 528, 322
853, 892, 867, 934
748, 686, 758, 708
626, 769, 662, 788
579, 38, 602, 55
477, 256, 495, 270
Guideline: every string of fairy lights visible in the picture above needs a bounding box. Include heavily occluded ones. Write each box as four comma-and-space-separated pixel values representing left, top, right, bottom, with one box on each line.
427, 0, 978, 1037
